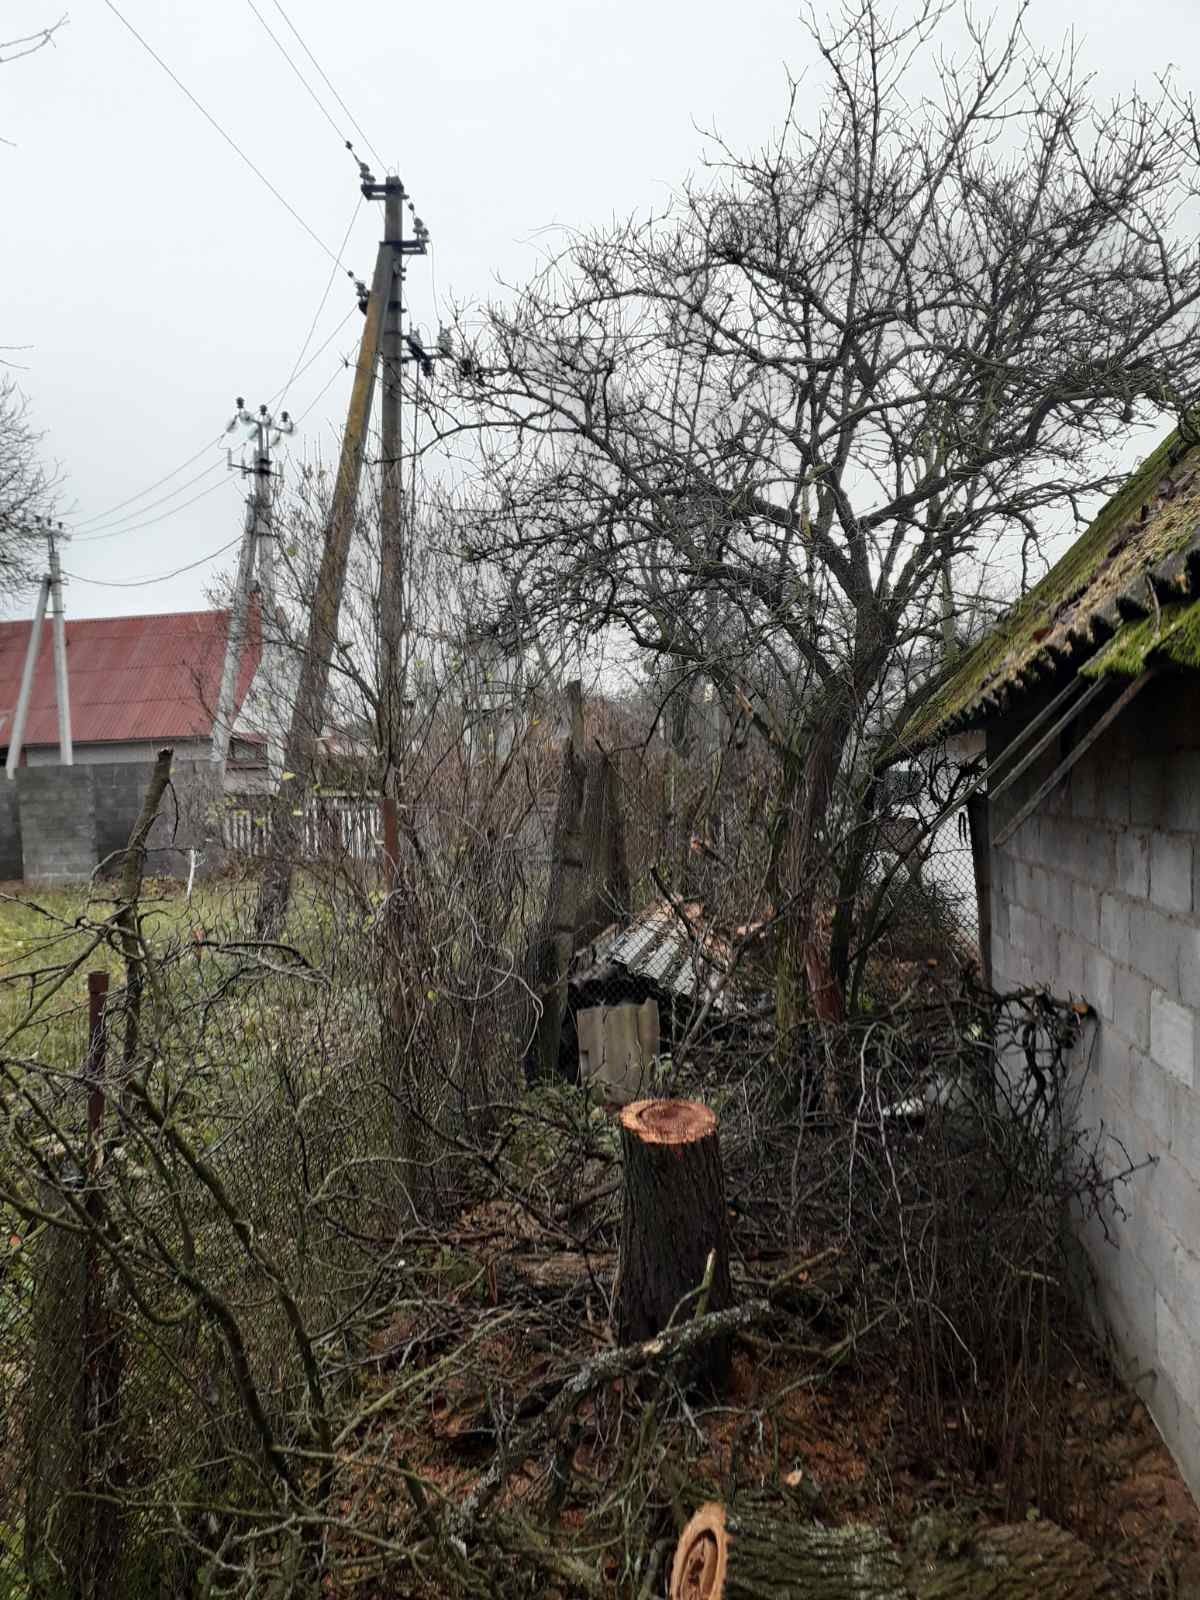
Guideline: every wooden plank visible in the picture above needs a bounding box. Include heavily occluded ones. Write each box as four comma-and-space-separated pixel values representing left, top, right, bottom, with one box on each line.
993, 669, 1158, 850
988, 676, 1108, 802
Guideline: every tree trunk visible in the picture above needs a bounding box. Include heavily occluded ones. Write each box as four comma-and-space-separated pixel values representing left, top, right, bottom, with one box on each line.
669, 1503, 1123, 1600
615, 1100, 732, 1381
522, 683, 630, 1082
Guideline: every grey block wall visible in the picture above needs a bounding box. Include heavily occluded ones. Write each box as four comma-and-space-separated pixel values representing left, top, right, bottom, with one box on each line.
0, 778, 22, 881
989, 675, 1200, 1500
0, 758, 226, 884
15, 766, 97, 883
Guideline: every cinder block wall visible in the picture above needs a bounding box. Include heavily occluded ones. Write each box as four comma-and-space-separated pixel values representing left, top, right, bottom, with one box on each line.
15, 767, 97, 883
1, 758, 226, 884
0, 779, 22, 880
988, 675, 1200, 1499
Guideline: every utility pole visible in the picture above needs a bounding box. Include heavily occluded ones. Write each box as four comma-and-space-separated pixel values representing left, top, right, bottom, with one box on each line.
5, 571, 49, 780
369, 173, 429, 869
5, 519, 72, 777
212, 401, 294, 781
255, 215, 395, 933
46, 523, 73, 764
254, 164, 435, 931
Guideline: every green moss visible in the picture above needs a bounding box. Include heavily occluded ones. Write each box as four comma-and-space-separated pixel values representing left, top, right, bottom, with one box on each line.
896, 426, 1191, 751
1082, 595, 1200, 678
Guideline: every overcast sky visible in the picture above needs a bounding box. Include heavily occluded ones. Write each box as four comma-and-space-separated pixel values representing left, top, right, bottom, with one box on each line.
3, 0, 1200, 621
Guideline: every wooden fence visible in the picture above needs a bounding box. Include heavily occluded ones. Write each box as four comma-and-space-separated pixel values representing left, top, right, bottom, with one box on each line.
222, 793, 382, 861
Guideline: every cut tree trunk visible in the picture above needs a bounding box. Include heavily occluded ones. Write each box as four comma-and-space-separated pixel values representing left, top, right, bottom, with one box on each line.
668, 1503, 1123, 1600
615, 1100, 732, 1381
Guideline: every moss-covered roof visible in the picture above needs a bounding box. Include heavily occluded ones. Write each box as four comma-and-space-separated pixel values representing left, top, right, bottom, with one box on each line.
895, 428, 1200, 753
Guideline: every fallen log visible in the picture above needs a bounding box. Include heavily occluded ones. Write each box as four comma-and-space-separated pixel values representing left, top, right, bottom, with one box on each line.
668, 1503, 1123, 1600
615, 1099, 733, 1381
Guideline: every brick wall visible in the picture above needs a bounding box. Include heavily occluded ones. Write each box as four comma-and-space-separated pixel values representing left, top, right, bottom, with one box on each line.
989, 675, 1200, 1499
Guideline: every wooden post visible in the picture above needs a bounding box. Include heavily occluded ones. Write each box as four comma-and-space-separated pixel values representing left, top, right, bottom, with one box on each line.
255, 242, 391, 934
615, 1100, 732, 1380
668, 1503, 1122, 1599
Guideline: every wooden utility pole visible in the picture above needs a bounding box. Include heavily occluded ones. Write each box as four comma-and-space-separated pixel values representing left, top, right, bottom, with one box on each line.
254, 243, 391, 932
668, 1504, 1122, 1599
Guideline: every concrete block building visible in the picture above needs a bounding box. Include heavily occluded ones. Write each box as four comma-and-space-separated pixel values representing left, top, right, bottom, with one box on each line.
0, 606, 266, 882
900, 426, 1200, 1502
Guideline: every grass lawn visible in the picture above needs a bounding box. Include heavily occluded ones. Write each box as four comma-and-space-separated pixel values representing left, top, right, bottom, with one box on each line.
0, 878, 254, 1058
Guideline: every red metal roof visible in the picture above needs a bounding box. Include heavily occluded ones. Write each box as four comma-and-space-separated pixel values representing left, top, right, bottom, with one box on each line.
0, 605, 262, 750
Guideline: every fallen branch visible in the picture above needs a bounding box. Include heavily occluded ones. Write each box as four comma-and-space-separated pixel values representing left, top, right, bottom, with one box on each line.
455, 1248, 837, 1532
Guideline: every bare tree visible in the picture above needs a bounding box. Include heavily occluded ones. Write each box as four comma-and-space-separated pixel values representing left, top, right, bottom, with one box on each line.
0, 380, 53, 595
1, 13, 67, 149
437, 0, 1200, 1028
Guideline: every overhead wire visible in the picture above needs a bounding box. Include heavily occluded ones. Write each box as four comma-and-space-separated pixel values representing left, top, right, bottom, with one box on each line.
66, 299, 358, 541
293, 359, 351, 425
101, 0, 350, 272
245, 0, 347, 147
266, 0, 386, 174
72, 462, 227, 541
69, 434, 226, 529
272, 203, 362, 412
65, 536, 244, 590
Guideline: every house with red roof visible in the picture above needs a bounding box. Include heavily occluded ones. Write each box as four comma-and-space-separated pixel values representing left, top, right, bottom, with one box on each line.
0, 605, 268, 787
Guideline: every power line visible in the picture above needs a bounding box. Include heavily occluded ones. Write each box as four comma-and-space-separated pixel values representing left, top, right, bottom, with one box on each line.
245, 0, 350, 152
69, 433, 225, 528
266, 0, 386, 173
273, 207, 362, 411
73, 461, 226, 541
65, 536, 243, 589
294, 358, 351, 424
101, 0, 349, 271
64, 306, 357, 542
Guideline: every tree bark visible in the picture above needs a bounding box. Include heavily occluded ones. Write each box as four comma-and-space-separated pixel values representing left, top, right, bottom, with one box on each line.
669, 1503, 1123, 1600
522, 682, 631, 1082
615, 1099, 732, 1380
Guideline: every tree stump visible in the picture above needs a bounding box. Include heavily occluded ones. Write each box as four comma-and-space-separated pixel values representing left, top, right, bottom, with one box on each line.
668, 1503, 1124, 1600
615, 1099, 732, 1380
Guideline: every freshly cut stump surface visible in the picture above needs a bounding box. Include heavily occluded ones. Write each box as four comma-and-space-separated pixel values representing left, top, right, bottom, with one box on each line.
668, 1502, 1123, 1599
615, 1099, 732, 1380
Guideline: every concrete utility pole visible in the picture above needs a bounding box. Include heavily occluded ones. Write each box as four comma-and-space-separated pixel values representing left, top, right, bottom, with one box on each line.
369, 173, 429, 867
5, 519, 72, 778
212, 401, 294, 780
5, 572, 49, 780
46, 522, 72, 765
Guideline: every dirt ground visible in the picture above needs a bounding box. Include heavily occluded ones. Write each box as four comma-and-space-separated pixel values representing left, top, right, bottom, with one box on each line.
342, 1217, 1200, 1599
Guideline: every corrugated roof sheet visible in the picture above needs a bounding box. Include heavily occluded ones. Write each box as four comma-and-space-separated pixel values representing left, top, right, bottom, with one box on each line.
896, 428, 1200, 752
572, 900, 749, 1011
0, 606, 261, 750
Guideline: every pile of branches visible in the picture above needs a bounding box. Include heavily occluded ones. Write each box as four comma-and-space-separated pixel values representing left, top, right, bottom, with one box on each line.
0, 772, 1156, 1598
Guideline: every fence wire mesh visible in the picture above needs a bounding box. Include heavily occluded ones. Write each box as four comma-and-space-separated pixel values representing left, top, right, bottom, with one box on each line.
0, 728, 982, 1596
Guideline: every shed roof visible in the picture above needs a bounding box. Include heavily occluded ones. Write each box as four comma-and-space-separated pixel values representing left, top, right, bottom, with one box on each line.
896, 428, 1200, 752
0, 606, 261, 750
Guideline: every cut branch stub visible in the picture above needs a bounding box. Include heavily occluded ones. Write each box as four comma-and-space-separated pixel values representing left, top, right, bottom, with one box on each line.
615, 1099, 732, 1381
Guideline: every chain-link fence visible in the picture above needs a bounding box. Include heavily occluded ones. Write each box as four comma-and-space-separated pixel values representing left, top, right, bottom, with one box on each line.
0, 722, 982, 1596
